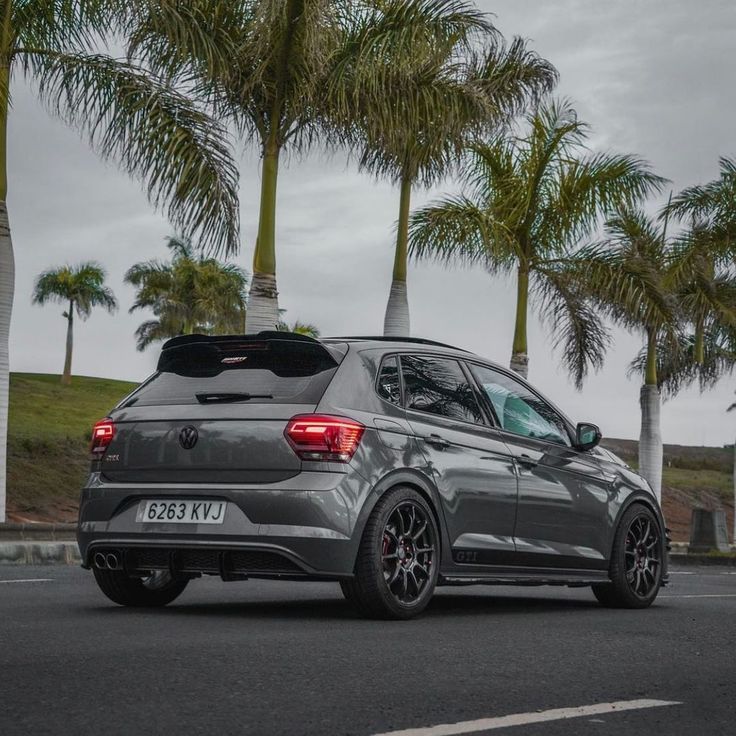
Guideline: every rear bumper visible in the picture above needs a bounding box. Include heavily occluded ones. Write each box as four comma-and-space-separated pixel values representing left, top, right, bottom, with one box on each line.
77, 470, 370, 577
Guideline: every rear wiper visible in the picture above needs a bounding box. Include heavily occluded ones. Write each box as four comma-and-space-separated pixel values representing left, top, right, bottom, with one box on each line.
195, 392, 273, 404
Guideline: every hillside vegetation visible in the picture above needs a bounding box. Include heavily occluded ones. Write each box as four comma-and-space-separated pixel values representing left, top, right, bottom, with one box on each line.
5, 374, 733, 539
7, 373, 137, 522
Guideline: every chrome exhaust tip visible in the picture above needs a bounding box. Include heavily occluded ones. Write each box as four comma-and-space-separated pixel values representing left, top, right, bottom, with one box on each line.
93, 552, 107, 569
106, 552, 120, 571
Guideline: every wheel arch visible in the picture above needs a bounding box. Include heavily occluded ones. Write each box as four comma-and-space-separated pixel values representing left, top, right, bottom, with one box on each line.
350, 469, 450, 570
608, 493, 667, 562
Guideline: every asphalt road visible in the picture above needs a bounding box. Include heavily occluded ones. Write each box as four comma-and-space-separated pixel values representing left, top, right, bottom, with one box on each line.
1, 565, 735, 736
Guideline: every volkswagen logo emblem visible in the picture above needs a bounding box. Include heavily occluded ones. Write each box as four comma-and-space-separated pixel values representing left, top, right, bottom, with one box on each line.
178, 426, 199, 450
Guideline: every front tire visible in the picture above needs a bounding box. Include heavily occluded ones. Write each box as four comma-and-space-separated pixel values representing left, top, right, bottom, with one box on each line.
342, 486, 439, 620
592, 504, 664, 609
93, 568, 189, 607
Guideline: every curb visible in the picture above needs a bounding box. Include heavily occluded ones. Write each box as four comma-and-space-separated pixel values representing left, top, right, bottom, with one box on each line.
0, 541, 80, 565
669, 553, 736, 567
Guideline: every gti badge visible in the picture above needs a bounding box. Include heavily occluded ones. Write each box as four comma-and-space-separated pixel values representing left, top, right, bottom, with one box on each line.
179, 426, 199, 450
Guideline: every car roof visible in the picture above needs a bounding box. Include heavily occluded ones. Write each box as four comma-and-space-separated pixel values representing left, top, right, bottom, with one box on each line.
321, 335, 472, 353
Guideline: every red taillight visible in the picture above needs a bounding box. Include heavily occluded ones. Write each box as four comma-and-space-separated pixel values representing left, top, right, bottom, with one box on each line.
285, 414, 365, 462
90, 418, 115, 456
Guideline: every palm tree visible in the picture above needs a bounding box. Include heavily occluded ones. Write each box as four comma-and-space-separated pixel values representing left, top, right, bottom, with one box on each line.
32, 263, 117, 385
627, 222, 736, 522
0, 1, 240, 521
574, 208, 682, 502
277, 319, 320, 337
127, 0, 511, 334
125, 236, 248, 350
353, 13, 556, 336
665, 157, 736, 361
409, 99, 666, 379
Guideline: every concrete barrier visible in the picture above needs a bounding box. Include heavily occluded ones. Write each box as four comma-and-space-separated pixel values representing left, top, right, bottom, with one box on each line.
0, 541, 80, 565
689, 509, 730, 553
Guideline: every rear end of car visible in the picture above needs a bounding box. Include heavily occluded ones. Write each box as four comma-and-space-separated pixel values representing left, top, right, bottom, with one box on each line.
77, 333, 369, 582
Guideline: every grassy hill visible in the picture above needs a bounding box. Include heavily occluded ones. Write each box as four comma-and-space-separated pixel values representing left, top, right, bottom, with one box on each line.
5, 373, 734, 539
7, 373, 137, 522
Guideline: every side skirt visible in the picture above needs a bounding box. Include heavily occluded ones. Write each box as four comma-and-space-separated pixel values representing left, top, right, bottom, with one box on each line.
438, 567, 610, 587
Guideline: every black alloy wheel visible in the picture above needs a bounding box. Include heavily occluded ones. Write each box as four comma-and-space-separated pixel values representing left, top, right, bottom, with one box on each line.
624, 512, 662, 598
381, 500, 435, 604
341, 486, 440, 619
593, 504, 663, 609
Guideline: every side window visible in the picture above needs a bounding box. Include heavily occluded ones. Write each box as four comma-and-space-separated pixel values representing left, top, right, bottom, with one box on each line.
376, 356, 401, 405
400, 355, 485, 425
469, 364, 571, 446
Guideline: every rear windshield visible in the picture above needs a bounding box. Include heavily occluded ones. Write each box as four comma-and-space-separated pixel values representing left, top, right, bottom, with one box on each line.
125, 339, 339, 406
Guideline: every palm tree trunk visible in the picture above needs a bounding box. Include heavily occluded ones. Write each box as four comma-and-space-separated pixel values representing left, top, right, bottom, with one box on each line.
61, 302, 73, 385
383, 176, 412, 337
694, 314, 705, 364
509, 264, 529, 378
0, 12, 12, 522
245, 137, 280, 334
0, 203, 12, 524
638, 330, 663, 502
733, 436, 735, 546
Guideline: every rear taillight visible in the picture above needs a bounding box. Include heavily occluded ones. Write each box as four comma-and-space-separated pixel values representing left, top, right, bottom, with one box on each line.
90, 418, 115, 456
285, 414, 365, 462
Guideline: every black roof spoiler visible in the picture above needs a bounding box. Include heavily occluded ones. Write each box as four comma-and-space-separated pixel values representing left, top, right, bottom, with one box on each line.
160, 331, 321, 351
157, 331, 346, 374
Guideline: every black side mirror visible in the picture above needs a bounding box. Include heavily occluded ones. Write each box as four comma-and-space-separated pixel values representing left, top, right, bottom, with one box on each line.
575, 422, 602, 451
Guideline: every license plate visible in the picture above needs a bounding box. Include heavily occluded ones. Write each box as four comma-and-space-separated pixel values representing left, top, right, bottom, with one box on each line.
136, 500, 226, 525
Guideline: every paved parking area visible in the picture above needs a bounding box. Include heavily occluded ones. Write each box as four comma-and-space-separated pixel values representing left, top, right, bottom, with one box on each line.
1, 566, 734, 735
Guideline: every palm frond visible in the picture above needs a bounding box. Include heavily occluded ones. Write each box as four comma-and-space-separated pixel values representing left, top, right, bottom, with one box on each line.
629, 326, 736, 398
665, 156, 736, 228
408, 195, 515, 271
543, 153, 667, 248
472, 35, 557, 120
533, 264, 611, 389
125, 0, 250, 82
22, 50, 240, 255
14, 0, 123, 52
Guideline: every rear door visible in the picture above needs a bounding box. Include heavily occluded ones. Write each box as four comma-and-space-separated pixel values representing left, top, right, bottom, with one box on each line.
467, 363, 614, 570
399, 354, 518, 564
100, 336, 342, 484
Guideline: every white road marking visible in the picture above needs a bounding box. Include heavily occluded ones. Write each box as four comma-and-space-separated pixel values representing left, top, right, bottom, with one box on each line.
668, 571, 695, 575
0, 578, 53, 584
660, 594, 736, 599
371, 699, 681, 736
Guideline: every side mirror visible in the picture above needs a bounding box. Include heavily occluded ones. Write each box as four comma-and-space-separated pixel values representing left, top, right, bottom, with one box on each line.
575, 422, 602, 451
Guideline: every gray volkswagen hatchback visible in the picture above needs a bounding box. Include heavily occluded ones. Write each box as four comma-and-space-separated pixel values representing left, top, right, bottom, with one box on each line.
78, 332, 668, 619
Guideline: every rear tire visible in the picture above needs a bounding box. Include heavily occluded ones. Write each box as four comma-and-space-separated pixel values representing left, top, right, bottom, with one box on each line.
592, 504, 664, 609
92, 568, 189, 607
343, 486, 439, 620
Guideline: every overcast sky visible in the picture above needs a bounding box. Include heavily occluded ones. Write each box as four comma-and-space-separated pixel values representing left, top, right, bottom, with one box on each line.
8, 0, 736, 446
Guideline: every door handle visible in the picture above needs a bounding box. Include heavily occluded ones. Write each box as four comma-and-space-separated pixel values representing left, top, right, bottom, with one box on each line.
516, 453, 537, 469
424, 434, 450, 450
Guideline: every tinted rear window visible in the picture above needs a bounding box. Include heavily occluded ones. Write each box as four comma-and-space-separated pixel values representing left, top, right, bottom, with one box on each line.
126, 339, 339, 406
